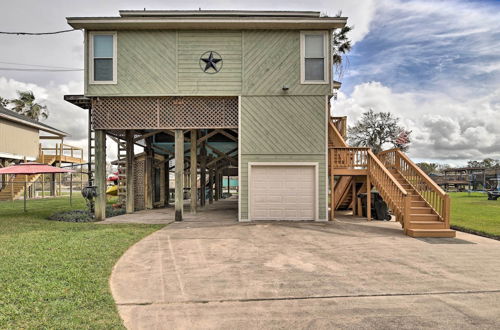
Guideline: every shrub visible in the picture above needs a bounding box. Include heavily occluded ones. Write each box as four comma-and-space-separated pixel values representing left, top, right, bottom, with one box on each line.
48, 206, 126, 222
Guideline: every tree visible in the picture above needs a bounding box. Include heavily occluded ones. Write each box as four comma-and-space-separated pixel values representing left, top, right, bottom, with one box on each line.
416, 162, 439, 175
467, 158, 500, 169
9, 90, 48, 121
332, 11, 353, 80
348, 109, 412, 154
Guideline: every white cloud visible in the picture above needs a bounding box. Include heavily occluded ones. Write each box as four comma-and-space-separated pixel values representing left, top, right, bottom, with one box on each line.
333, 81, 500, 165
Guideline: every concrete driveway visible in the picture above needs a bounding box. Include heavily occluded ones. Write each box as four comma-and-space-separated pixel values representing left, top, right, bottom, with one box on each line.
110, 198, 500, 329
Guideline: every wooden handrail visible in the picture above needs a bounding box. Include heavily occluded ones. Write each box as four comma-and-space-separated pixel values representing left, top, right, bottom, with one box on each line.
330, 147, 369, 169
378, 148, 450, 226
331, 116, 347, 138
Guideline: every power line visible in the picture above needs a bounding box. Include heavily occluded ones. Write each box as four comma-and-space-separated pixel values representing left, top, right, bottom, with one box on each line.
0, 61, 82, 70
0, 29, 80, 36
0, 67, 83, 72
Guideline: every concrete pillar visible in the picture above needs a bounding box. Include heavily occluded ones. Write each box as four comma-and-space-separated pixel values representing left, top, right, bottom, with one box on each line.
175, 130, 184, 221
94, 130, 107, 221
125, 130, 135, 213
190, 130, 197, 213
164, 159, 170, 206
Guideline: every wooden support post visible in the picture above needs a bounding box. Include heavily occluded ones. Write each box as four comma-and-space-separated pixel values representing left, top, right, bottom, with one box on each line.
214, 167, 219, 202
164, 160, 170, 206
209, 167, 214, 204
145, 143, 154, 210
330, 174, 335, 221
200, 143, 207, 207
125, 130, 135, 213
227, 175, 230, 195
351, 179, 356, 215
190, 130, 197, 213
50, 173, 55, 197
366, 175, 371, 221
175, 130, 184, 221
94, 130, 107, 221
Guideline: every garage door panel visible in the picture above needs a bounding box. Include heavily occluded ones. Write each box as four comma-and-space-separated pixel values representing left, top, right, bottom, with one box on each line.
250, 165, 316, 221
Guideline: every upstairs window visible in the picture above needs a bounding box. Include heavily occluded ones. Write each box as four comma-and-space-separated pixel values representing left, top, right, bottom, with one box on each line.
301, 31, 328, 84
89, 32, 117, 84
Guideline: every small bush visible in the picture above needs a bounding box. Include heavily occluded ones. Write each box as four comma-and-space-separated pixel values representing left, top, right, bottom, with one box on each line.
48, 206, 126, 222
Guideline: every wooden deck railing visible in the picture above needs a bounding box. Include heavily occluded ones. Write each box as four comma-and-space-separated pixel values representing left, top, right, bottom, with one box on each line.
378, 148, 450, 226
39, 143, 84, 163
331, 116, 347, 139
330, 147, 369, 169
329, 147, 411, 227
367, 150, 410, 228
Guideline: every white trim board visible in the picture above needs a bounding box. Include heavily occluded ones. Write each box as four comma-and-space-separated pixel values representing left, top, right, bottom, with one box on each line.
247, 162, 319, 221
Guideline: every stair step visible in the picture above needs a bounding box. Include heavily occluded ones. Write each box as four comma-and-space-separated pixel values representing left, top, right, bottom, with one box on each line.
406, 228, 456, 238
411, 200, 427, 207
410, 207, 433, 214
411, 213, 439, 221
409, 221, 447, 229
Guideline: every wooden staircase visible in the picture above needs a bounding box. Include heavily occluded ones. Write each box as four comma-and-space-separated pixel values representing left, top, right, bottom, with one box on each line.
0, 154, 57, 201
328, 116, 455, 238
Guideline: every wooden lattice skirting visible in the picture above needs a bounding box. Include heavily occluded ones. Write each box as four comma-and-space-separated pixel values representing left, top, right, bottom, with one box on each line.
91, 96, 238, 130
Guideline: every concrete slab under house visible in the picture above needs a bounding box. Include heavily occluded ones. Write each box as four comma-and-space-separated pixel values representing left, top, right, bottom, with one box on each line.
65, 10, 455, 238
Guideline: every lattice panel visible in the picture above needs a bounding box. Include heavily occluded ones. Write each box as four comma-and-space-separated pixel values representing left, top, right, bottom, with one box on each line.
134, 158, 145, 211
92, 97, 238, 129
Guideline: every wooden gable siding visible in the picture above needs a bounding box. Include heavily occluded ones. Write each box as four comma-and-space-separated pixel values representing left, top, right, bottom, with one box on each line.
240, 96, 325, 154
239, 95, 327, 220
0, 118, 39, 159
177, 31, 242, 95
86, 30, 177, 96
242, 30, 330, 96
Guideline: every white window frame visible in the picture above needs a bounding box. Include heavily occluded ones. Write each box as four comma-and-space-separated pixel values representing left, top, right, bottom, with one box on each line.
300, 31, 329, 85
89, 31, 117, 85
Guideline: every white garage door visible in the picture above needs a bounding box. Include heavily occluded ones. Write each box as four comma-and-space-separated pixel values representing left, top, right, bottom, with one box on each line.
250, 165, 316, 220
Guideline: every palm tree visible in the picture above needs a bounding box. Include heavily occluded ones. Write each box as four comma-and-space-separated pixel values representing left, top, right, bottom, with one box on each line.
0, 96, 9, 108
332, 11, 353, 81
10, 90, 48, 121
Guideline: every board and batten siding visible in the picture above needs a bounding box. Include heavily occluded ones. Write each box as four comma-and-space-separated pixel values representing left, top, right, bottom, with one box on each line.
0, 119, 39, 159
239, 96, 327, 220
85, 30, 333, 97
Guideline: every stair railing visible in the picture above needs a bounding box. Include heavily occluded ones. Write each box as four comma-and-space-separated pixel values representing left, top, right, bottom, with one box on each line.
366, 150, 410, 228
378, 148, 450, 227
329, 147, 411, 228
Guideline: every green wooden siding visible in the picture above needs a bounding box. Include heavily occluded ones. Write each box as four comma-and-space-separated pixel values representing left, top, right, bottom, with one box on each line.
239, 96, 327, 220
177, 31, 242, 95
85, 30, 333, 97
242, 30, 330, 96
86, 30, 177, 96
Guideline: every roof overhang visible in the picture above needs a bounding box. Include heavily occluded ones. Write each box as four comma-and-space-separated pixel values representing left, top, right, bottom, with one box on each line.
64, 94, 91, 110
67, 16, 347, 30
0, 111, 67, 137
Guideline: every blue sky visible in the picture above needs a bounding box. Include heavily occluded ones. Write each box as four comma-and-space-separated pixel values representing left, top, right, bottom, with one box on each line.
0, 0, 498, 164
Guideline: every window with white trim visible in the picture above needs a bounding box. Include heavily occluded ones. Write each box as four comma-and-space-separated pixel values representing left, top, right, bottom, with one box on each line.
89, 32, 117, 84
301, 31, 328, 84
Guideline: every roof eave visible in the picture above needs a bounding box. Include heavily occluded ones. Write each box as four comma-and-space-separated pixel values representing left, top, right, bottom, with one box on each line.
66, 17, 347, 30
0, 112, 68, 137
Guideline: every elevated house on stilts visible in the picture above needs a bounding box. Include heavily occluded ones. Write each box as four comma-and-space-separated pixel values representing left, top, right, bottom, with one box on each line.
65, 10, 454, 237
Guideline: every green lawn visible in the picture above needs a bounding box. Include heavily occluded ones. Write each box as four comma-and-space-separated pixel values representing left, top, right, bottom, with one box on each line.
450, 192, 500, 237
0, 197, 163, 329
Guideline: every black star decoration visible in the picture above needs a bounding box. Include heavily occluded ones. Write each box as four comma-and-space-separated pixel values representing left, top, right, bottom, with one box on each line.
201, 51, 222, 73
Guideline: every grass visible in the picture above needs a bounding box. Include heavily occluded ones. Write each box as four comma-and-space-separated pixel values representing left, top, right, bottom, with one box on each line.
0, 197, 163, 329
450, 192, 500, 237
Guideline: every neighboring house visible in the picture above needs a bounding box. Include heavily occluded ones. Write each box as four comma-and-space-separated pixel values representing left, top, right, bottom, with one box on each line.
65, 10, 454, 237
0, 105, 85, 200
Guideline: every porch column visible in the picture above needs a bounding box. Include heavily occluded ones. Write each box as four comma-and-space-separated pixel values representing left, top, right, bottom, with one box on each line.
125, 130, 135, 213
190, 130, 197, 213
95, 130, 107, 221
175, 130, 184, 221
